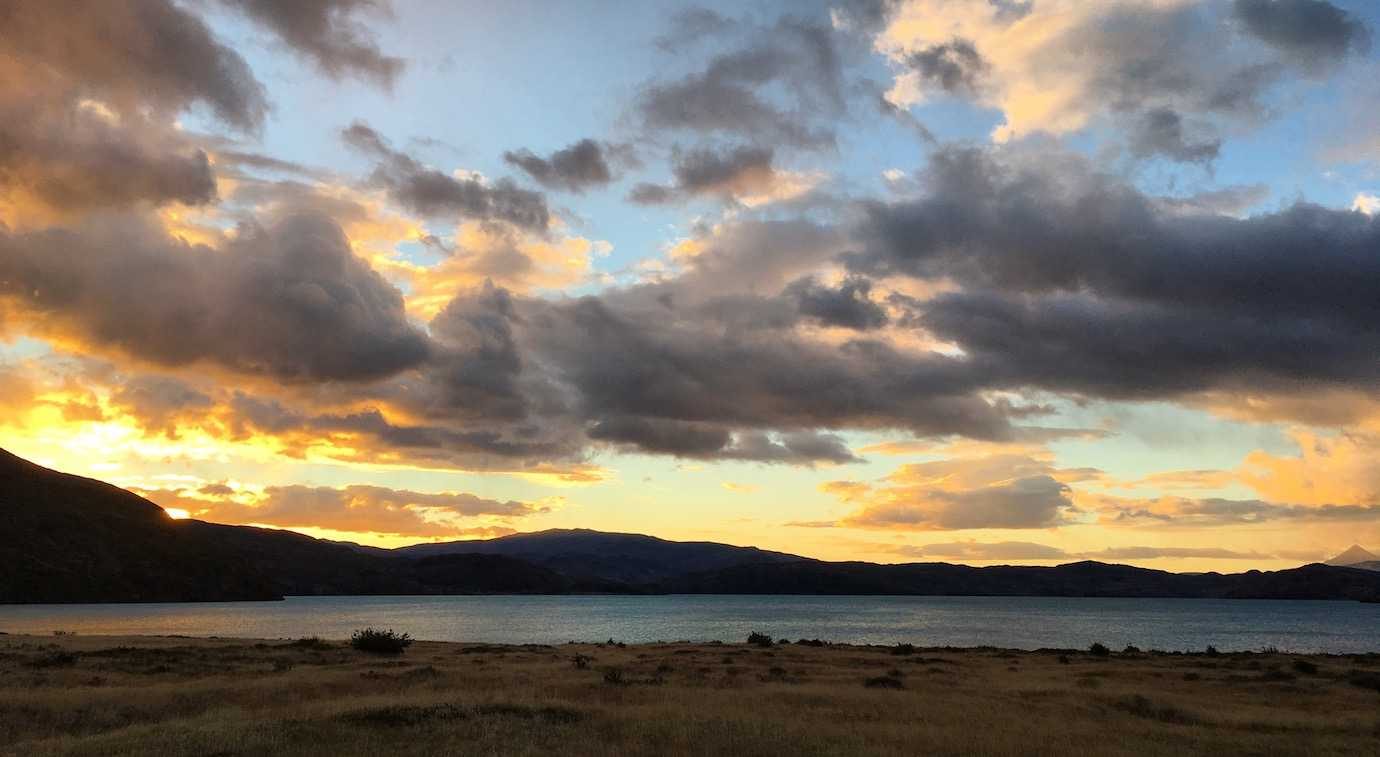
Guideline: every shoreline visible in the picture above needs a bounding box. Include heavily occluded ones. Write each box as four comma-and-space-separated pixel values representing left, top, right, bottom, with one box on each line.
3, 633, 1378, 755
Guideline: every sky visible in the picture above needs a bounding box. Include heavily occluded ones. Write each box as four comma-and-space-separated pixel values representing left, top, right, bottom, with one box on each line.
1, 0, 1379, 571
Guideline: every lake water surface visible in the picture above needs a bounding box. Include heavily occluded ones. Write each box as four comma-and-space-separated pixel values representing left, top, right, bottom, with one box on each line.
2, 595, 1378, 653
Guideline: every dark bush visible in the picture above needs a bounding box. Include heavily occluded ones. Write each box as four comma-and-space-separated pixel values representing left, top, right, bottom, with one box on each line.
1205, 645, 1220, 657
747, 631, 773, 647
1122, 645, 1141, 654
1057, 655, 1071, 665
796, 638, 827, 647
603, 667, 625, 685
1292, 659, 1319, 675
285, 637, 334, 651
1113, 694, 1200, 725
864, 674, 905, 689
1348, 670, 1380, 693
571, 653, 593, 670
26, 651, 79, 668
350, 628, 413, 655
891, 643, 916, 656
1088, 642, 1110, 657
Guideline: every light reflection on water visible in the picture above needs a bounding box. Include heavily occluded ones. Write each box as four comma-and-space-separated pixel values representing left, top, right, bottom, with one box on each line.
1, 595, 1377, 653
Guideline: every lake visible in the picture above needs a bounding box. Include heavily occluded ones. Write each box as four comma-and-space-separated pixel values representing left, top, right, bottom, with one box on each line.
2, 595, 1378, 653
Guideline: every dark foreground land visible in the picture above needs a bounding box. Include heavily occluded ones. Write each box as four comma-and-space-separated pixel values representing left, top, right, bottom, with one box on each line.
1, 634, 1378, 756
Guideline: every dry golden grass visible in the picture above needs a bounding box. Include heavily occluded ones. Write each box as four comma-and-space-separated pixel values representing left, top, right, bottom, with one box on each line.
1, 633, 1377, 756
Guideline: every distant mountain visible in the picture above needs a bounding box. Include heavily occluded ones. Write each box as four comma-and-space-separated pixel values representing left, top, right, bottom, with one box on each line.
657, 559, 1380, 601
1326, 545, 1379, 566
392, 528, 805, 584
0, 449, 613, 602
1348, 561, 1380, 572
5, 448, 1380, 604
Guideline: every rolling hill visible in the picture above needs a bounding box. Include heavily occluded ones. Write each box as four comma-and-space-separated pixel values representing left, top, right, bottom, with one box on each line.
4, 447, 1380, 604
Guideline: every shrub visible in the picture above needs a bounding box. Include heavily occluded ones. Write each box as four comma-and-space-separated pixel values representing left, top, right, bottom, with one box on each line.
602, 667, 625, 685
1088, 642, 1111, 657
1292, 659, 1319, 675
796, 638, 827, 647
1348, 670, 1380, 693
572, 654, 593, 670
747, 631, 774, 648
350, 628, 413, 655
1057, 655, 1071, 665
1205, 645, 1220, 657
891, 643, 916, 656
27, 651, 79, 668
864, 674, 905, 689
1122, 645, 1141, 654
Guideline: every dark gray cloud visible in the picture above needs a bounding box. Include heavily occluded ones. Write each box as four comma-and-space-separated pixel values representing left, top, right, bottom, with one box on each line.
0, 212, 429, 383
0, 0, 271, 211
629, 145, 779, 204
342, 121, 550, 231
1233, 0, 1370, 72
847, 145, 1380, 400
637, 18, 847, 149
906, 39, 987, 96
587, 417, 858, 464
784, 275, 888, 330
0, 0, 268, 131
655, 8, 733, 53
523, 292, 1013, 444
1127, 107, 1221, 163
220, 0, 404, 87
503, 139, 615, 192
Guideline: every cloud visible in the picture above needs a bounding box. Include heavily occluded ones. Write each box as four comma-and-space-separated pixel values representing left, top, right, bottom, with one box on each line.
140, 482, 544, 538
898, 540, 1069, 560
0, 212, 430, 383
904, 38, 987, 96
342, 121, 550, 231
877, 0, 1368, 160
627, 145, 822, 207
0, 0, 275, 215
219, 0, 405, 87
1354, 192, 1380, 215
892, 541, 1286, 562
846, 144, 1380, 408
637, 17, 848, 148
784, 275, 888, 330
1126, 107, 1221, 164
1232, 0, 1370, 73
829, 454, 1080, 530
503, 139, 625, 192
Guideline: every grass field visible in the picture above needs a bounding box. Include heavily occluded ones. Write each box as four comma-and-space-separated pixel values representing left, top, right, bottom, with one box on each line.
1, 632, 1378, 756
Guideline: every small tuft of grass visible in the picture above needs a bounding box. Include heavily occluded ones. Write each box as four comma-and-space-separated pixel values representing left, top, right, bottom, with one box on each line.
602, 667, 625, 685
572, 653, 593, 670
338, 704, 464, 727
350, 628, 413, 655
864, 674, 906, 690
1113, 694, 1201, 725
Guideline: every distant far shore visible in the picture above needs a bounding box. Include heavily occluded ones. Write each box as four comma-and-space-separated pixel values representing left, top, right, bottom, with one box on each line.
3, 632, 1379, 756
